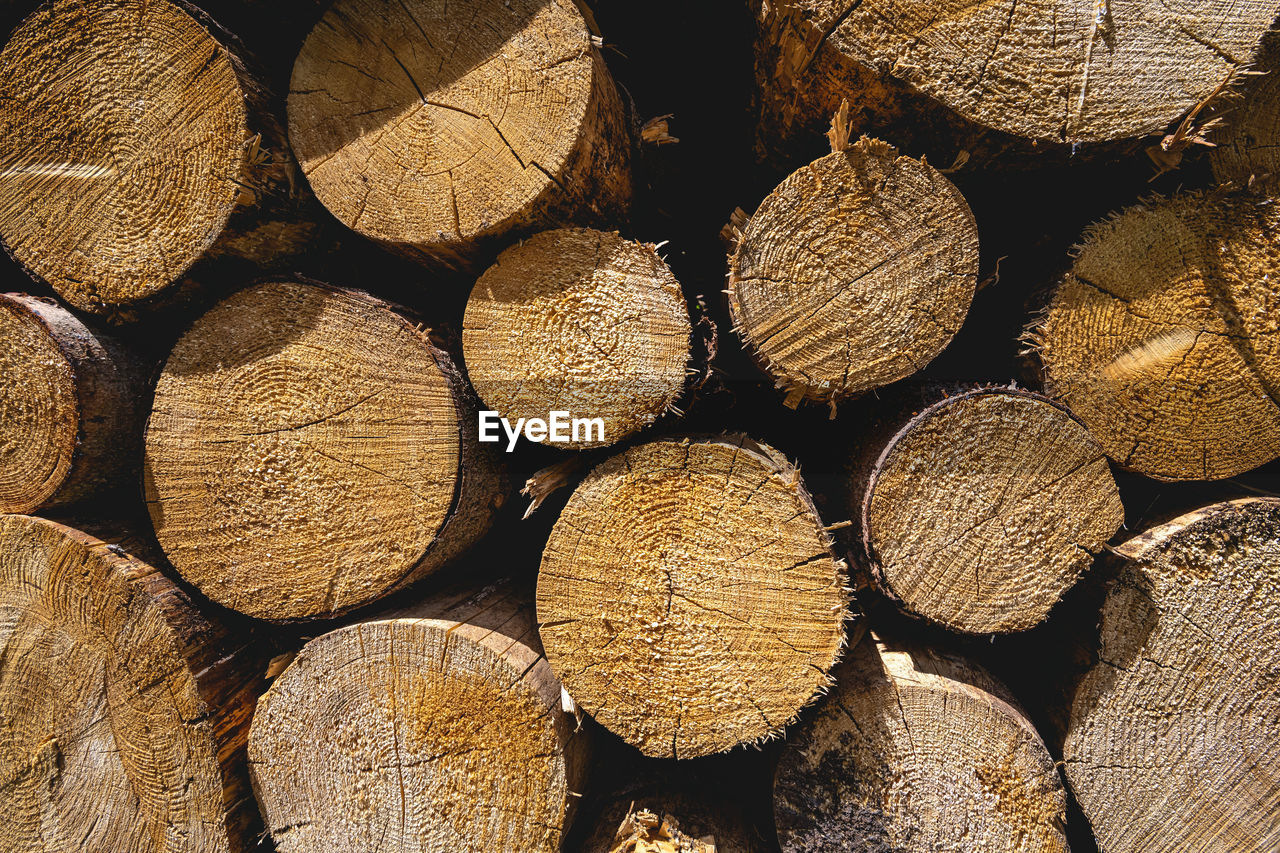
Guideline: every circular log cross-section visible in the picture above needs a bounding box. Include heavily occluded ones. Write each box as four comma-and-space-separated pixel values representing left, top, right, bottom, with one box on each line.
0, 0, 286, 315
857, 387, 1124, 634
463, 228, 691, 448
774, 634, 1069, 853
537, 435, 849, 759
1064, 498, 1280, 853
1035, 193, 1280, 480
288, 0, 632, 269
144, 279, 502, 621
0, 515, 261, 853
728, 138, 978, 405
758, 0, 1280, 145
250, 583, 587, 853
0, 294, 144, 513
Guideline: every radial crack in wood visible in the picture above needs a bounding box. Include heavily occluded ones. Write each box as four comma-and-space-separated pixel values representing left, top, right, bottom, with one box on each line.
1035, 192, 1280, 480
1063, 497, 1280, 853
0, 0, 315, 318
754, 0, 1280, 153
249, 581, 588, 853
855, 386, 1124, 633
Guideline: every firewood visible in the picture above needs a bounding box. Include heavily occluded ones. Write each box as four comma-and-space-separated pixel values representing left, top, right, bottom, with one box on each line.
287, 0, 632, 271
143, 278, 505, 621
774, 633, 1069, 852
0, 514, 263, 853
852, 385, 1124, 634
1063, 497, 1280, 853
249, 579, 588, 852
0, 293, 144, 513
0, 0, 315, 320
752, 0, 1280, 165
463, 228, 691, 448
537, 434, 851, 759
1031, 192, 1280, 480
597, 808, 715, 853
727, 137, 978, 408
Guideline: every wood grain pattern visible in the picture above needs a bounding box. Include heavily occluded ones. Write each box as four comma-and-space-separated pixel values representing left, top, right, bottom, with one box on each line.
288, 0, 632, 270
538, 434, 851, 758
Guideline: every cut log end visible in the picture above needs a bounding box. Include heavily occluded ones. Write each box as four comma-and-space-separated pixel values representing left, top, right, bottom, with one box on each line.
597, 808, 715, 853
0, 296, 78, 512
774, 634, 1069, 853
1064, 497, 1280, 853
249, 585, 586, 853
0, 0, 251, 312
759, 0, 1280, 148
463, 228, 692, 448
0, 514, 260, 853
1211, 37, 1280, 189
860, 387, 1124, 634
579, 790, 768, 853
144, 279, 500, 621
0, 293, 144, 513
537, 435, 850, 759
1037, 192, 1280, 481
728, 138, 977, 403
288, 0, 632, 268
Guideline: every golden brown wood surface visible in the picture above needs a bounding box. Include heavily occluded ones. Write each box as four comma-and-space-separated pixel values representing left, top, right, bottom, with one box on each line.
1064, 498, 1280, 853
288, 0, 633, 270
0, 0, 317, 320
1033, 192, 1280, 481
775, 633, 1069, 852
0, 293, 145, 513
537, 434, 851, 759
144, 278, 505, 621
0, 514, 264, 853
853, 385, 1124, 633
752, 0, 1280, 163
728, 137, 978, 407
249, 579, 588, 853
464, 227, 691, 448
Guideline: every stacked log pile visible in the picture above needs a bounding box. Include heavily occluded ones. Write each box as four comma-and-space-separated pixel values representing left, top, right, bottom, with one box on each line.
1, 1, 1278, 852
